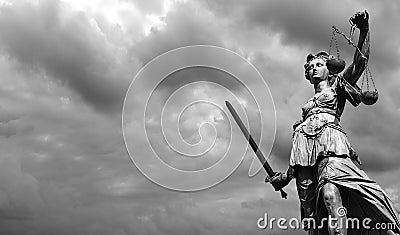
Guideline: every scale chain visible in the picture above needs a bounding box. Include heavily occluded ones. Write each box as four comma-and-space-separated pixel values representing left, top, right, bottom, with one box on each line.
332, 26, 368, 61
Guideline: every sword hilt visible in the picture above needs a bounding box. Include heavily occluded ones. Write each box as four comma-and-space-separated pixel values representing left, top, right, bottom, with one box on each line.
265, 169, 288, 199
280, 189, 288, 199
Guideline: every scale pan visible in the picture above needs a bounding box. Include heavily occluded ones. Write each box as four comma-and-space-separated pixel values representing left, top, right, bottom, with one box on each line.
361, 90, 379, 105
327, 58, 346, 74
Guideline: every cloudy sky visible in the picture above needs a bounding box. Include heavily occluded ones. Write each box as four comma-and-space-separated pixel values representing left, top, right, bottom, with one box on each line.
0, 0, 399, 234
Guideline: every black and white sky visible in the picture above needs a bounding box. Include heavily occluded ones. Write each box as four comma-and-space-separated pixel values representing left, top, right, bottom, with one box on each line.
0, 0, 399, 234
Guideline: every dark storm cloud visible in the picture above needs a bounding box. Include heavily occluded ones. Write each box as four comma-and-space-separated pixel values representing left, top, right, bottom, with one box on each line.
201, 0, 348, 51
245, 0, 341, 49
204, 0, 400, 73
0, 1, 130, 112
246, 0, 400, 72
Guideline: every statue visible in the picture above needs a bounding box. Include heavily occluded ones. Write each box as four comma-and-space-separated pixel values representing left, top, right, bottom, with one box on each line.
267, 11, 400, 235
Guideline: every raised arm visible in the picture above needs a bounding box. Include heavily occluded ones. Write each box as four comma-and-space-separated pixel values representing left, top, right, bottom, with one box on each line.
343, 10, 370, 85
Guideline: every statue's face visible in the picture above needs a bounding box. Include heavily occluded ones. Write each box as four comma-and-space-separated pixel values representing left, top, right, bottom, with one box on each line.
307, 58, 329, 84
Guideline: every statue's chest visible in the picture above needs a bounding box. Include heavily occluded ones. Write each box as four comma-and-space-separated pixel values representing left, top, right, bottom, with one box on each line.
302, 88, 337, 116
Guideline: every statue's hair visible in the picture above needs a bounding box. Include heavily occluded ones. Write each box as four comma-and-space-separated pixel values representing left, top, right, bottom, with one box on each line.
304, 51, 335, 81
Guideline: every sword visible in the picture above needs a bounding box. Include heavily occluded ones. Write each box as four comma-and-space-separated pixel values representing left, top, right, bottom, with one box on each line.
225, 101, 288, 199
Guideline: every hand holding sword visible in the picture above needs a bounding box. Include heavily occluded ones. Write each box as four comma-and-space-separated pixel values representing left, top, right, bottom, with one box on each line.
225, 101, 288, 199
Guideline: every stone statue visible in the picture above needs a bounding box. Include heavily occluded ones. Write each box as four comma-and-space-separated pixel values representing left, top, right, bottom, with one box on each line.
267, 10, 400, 235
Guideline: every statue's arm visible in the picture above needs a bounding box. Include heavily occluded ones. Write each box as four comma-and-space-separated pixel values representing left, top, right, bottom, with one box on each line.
343, 11, 370, 86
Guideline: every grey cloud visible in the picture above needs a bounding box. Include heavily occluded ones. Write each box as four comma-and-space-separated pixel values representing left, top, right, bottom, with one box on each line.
0, 120, 18, 138
130, 2, 224, 64
0, 155, 42, 220
343, 95, 400, 172
0, 1, 131, 113
0, 105, 23, 123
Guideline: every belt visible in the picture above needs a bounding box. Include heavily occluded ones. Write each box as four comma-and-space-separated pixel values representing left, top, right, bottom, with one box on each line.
303, 109, 340, 123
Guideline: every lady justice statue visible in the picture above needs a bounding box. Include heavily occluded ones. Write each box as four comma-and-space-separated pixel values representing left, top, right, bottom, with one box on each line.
268, 10, 400, 235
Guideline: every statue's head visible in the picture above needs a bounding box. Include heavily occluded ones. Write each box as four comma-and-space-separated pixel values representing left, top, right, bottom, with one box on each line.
304, 51, 331, 84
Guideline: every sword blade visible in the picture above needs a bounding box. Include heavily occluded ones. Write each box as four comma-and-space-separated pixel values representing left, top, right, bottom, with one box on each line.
225, 101, 288, 199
